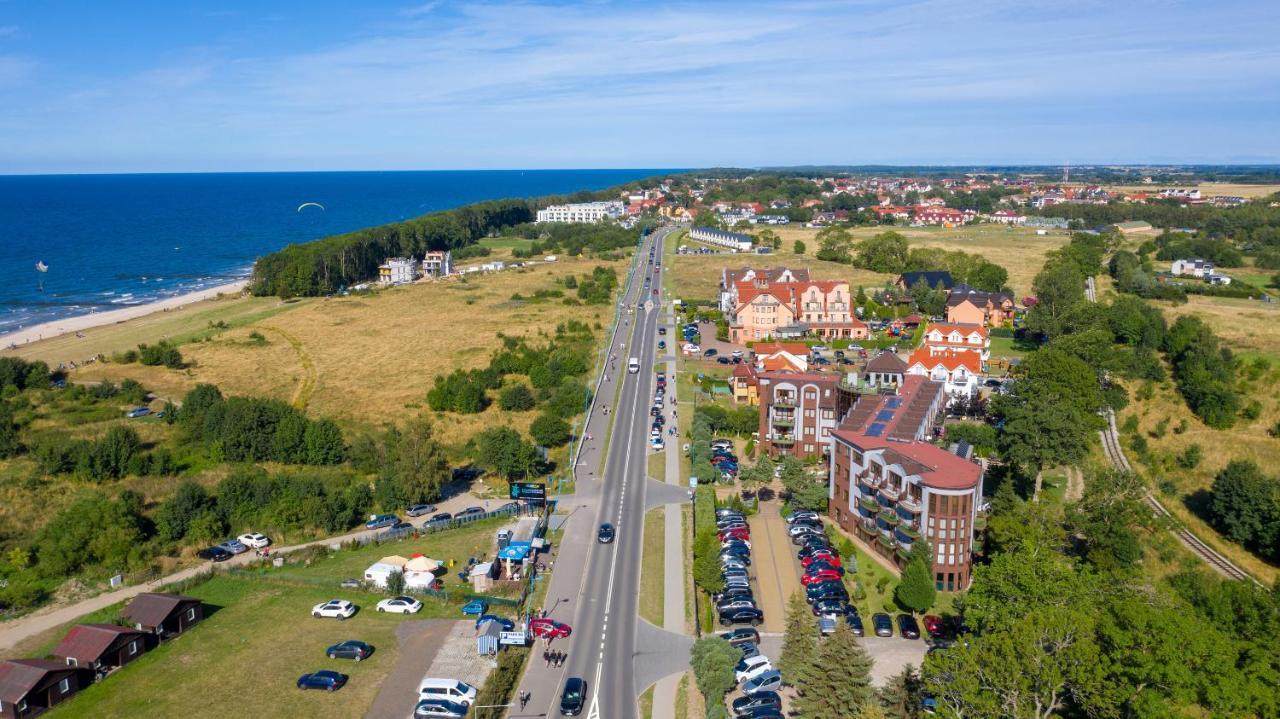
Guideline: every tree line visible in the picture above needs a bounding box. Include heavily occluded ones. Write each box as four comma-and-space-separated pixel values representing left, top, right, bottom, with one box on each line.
814, 229, 1010, 292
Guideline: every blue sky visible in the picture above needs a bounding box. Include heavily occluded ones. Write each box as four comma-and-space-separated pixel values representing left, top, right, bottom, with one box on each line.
1, 0, 1278, 173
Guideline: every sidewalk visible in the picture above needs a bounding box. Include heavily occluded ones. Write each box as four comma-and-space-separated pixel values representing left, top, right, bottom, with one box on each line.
653, 293, 688, 719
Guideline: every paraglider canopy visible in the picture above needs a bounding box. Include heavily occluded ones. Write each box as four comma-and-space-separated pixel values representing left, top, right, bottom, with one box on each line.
296, 202, 325, 212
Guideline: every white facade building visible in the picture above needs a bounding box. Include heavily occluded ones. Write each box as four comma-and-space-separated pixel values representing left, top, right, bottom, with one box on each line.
689, 226, 754, 252
536, 201, 625, 223
378, 258, 418, 285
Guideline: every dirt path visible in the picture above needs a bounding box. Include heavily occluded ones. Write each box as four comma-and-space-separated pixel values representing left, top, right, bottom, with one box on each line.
747, 493, 797, 634
1064, 466, 1085, 503
260, 325, 316, 410
364, 620, 454, 719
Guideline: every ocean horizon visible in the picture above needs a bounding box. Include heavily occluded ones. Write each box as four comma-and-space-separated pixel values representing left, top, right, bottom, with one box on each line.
0, 169, 668, 335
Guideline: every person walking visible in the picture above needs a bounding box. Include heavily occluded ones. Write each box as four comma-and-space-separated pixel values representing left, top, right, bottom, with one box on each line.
520, 690, 530, 710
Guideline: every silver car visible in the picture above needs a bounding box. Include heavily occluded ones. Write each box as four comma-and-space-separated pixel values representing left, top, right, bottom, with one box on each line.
218, 538, 248, 555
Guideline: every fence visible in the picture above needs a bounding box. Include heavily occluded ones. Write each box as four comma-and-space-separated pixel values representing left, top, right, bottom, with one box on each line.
364, 502, 523, 545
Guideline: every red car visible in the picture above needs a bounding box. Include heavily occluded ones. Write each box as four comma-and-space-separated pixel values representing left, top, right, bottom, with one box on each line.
719, 530, 750, 542
801, 570, 842, 586
529, 618, 572, 639
801, 553, 839, 568
922, 615, 943, 635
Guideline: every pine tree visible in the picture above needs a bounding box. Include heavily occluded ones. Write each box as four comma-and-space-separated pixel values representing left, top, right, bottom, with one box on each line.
795, 622, 874, 719
778, 591, 816, 683
895, 558, 936, 614
878, 665, 923, 719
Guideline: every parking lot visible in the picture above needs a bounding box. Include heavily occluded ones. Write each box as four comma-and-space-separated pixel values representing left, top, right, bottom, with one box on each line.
364, 620, 494, 719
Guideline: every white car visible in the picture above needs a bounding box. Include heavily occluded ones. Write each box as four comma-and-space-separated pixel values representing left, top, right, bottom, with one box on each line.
312, 599, 357, 619
237, 532, 271, 549
377, 596, 423, 614
683, 343, 700, 353
735, 655, 773, 683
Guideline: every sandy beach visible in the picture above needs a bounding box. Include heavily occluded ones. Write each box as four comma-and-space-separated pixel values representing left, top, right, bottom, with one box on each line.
0, 280, 250, 350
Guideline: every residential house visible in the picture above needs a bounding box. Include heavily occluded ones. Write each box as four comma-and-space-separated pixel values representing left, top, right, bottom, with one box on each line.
0, 660, 81, 718
920, 323, 989, 365
906, 347, 981, 398
914, 207, 974, 226
51, 624, 149, 675
757, 371, 849, 459
689, 226, 754, 252
863, 350, 908, 390
828, 430, 983, 591
719, 267, 810, 313
727, 277, 866, 343
123, 593, 203, 639
378, 257, 418, 286
896, 271, 954, 292
729, 362, 759, 406
751, 342, 810, 373
422, 251, 452, 278
1171, 258, 1214, 278
946, 285, 1016, 327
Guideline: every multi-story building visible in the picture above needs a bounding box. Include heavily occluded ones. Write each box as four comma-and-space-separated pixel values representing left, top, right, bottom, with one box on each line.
757, 371, 853, 459
726, 277, 867, 343
378, 257, 418, 285
422, 251, 452, 278
825, 375, 982, 590
920, 322, 989, 365
689, 226, 754, 252
946, 286, 1015, 328
906, 347, 981, 398
719, 268, 810, 313
535, 201, 624, 223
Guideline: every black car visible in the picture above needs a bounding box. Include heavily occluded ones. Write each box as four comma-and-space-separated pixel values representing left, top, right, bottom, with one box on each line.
897, 614, 921, 640
198, 546, 233, 562
872, 613, 894, 637
703, 348, 718, 357
717, 357, 731, 364
326, 640, 373, 660
719, 627, 760, 647
560, 677, 586, 716
846, 613, 865, 636
597, 523, 616, 543
297, 670, 347, 691
718, 607, 763, 626
658, 327, 666, 335
732, 692, 782, 718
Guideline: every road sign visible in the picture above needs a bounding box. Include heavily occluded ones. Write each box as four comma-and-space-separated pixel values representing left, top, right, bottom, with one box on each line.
500, 631, 529, 646
509, 482, 547, 503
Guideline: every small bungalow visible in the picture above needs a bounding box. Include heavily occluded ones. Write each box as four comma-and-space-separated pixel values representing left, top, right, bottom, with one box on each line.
51, 624, 149, 676
123, 593, 203, 639
469, 561, 498, 592
0, 659, 81, 718
863, 351, 908, 389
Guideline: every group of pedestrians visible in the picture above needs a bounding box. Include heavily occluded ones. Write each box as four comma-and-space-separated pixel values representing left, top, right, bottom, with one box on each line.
543, 649, 567, 667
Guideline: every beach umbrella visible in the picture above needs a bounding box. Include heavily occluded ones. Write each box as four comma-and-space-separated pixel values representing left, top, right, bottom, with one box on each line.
35, 261, 48, 291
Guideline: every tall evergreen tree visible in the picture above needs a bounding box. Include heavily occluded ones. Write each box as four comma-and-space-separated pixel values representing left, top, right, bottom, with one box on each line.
779, 591, 817, 682
896, 559, 936, 614
796, 623, 875, 718
879, 665, 923, 719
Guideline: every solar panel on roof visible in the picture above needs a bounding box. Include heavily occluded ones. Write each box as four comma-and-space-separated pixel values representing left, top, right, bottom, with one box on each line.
867, 422, 887, 437
886, 398, 902, 408
875, 409, 895, 422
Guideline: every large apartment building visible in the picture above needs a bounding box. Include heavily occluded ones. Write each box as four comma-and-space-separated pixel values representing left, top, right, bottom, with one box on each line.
535, 201, 624, 223
757, 371, 853, 459
825, 375, 982, 590
721, 268, 867, 343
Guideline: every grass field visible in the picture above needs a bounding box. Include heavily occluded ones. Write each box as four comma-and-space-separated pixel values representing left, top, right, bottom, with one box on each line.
17, 255, 626, 441
1062, 182, 1280, 199
40, 518, 514, 718
639, 507, 665, 626
1154, 294, 1280, 361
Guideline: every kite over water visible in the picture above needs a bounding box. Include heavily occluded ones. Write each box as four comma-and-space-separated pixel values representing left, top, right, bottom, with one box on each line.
35, 261, 48, 291
297, 202, 325, 212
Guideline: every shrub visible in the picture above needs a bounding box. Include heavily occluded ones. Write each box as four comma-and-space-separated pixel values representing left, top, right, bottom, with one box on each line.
499, 384, 536, 412
137, 342, 184, 369
529, 413, 572, 447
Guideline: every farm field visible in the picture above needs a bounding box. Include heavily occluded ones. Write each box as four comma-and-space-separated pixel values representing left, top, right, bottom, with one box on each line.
1063, 182, 1280, 199
17, 254, 626, 440
37, 519, 512, 718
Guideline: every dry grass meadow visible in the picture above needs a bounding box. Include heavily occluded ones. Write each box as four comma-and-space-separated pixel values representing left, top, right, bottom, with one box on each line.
10, 254, 626, 441
1063, 182, 1280, 199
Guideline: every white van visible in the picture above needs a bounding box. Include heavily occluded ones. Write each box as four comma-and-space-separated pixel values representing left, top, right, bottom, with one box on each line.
628, 357, 640, 374
418, 678, 477, 706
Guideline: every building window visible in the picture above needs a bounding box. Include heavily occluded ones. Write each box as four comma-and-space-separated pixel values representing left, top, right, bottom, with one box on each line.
66, 657, 77, 667
59, 678, 71, 694
128, 640, 138, 656
186, 608, 196, 621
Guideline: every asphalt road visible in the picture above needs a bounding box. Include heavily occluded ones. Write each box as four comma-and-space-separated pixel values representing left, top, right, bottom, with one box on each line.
523, 226, 673, 719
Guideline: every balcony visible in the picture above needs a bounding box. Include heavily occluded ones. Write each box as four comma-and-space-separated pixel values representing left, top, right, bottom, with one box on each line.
773, 436, 795, 446
862, 472, 884, 489
898, 494, 923, 513
771, 417, 794, 429
858, 495, 880, 514
877, 534, 896, 551
896, 524, 920, 541
773, 398, 796, 409
879, 484, 901, 502
858, 518, 877, 536
877, 510, 900, 527
895, 510, 919, 529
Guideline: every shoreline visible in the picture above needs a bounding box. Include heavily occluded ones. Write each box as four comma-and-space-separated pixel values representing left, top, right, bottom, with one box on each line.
0, 280, 250, 350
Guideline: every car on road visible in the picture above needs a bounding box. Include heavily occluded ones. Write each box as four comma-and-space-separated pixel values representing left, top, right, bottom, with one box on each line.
734, 655, 773, 682
719, 606, 763, 626
530, 618, 573, 639
217, 538, 248, 555
872, 613, 894, 637
297, 669, 347, 691
406, 503, 437, 517
657, 327, 666, 335
390, 521, 414, 532
197, 546, 233, 562
413, 699, 470, 718
237, 532, 271, 549
703, 348, 718, 357
717, 356, 731, 364
719, 627, 760, 647
560, 677, 586, 716
741, 669, 782, 696
461, 599, 488, 616
312, 599, 357, 619
326, 640, 373, 661
732, 691, 782, 718
597, 523, 616, 543
475, 614, 515, 631
455, 506, 485, 519
898, 614, 921, 639
365, 514, 398, 529
377, 596, 423, 614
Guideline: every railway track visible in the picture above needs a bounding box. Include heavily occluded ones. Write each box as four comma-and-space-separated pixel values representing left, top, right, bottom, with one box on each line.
1099, 410, 1258, 585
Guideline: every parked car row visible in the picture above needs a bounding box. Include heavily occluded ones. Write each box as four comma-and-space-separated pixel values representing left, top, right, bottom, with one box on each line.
711, 439, 739, 482
651, 371, 667, 449
715, 508, 764, 628
785, 511, 863, 636
717, 620, 783, 715
197, 532, 272, 562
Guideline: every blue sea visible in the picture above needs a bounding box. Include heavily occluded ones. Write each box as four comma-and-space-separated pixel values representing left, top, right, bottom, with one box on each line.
0, 169, 666, 335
